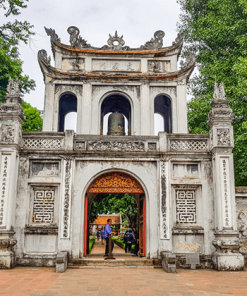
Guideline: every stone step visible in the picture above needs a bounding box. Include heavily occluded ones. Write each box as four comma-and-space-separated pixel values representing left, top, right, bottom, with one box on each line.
68, 258, 154, 269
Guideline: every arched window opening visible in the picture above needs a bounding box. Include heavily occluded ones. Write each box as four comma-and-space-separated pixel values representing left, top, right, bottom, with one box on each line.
154, 113, 164, 135
58, 93, 77, 132
103, 113, 128, 135
65, 112, 77, 133
154, 95, 172, 133
101, 94, 131, 135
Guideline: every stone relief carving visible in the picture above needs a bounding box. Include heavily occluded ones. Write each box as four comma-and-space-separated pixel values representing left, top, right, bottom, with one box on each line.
150, 86, 177, 96
31, 162, 60, 176
148, 143, 157, 151
217, 128, 230, 146
6, 77, 20, 97
180, 53, 196, 70
148, 61, 171, 73
0, 156, 9, 226
140, 30, 165, 50
0, 103, 23, 114
88, 141, 145, 152
44, 27, 61, 42
213, 82, 226, 103
55, 84, 82, 96
63, 159, 72, 238
92, 59, 141, 72
102, 31, 130, 51
176, 189, 196, 224
161, 161, 167, 238
67, 26, 91, 48
38, 49, 51, 65
74, 142, 85, 150
1, 125, 15, 142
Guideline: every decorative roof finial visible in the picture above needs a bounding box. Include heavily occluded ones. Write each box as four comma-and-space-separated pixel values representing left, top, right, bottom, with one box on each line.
67, 26, 91, 48
213, 82, 226, 103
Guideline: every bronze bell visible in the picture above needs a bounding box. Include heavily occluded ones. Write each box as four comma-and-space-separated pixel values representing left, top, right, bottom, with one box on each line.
107, 112, 125, 136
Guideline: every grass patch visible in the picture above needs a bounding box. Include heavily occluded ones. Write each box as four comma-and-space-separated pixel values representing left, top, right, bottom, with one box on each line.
89, 236, 96, 254
112, 237, 135, 251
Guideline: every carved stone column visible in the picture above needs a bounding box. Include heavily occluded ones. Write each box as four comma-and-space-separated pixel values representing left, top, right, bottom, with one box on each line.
0, 78, 24, 268
208, 83, 244, 271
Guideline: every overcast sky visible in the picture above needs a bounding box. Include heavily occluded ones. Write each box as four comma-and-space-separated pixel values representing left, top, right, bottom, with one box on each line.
3, 0, 183, 132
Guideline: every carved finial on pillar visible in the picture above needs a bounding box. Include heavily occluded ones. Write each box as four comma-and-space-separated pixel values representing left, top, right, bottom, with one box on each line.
5, 77, 22, 104
0, 77, 24, 144
213, 82, 226, 103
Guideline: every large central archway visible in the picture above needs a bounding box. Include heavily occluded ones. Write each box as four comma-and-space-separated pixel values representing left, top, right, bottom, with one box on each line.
84, 172, 146, 257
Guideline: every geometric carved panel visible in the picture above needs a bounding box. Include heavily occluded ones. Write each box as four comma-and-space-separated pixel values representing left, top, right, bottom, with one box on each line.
176, 190, 196, 224
33, 188, 55, 223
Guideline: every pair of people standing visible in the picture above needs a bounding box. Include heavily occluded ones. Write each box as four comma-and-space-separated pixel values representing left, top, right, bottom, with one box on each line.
102, 219, 114, 256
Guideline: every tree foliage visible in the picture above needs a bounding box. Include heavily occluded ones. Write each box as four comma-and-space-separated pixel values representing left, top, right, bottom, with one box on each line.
178, 0, 247, 185
21, 101, 43, 131
90, 194, 138, 235
0, 0, 35, 102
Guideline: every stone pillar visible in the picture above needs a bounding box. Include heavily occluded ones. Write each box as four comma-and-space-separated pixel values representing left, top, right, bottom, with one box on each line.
140, 83, 151, 135
0, 78, 24, 268
208, 83, 244, 271
176, 78, 188, 133
43, 82, 55, 132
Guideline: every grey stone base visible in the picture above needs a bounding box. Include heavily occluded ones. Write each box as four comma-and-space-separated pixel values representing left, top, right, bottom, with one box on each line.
176, 254, 212, 269
212, 253, 245, 271
161, 252, 176, 273
56, 252, 68, 273
0, 252, 16, 269
17, 257, 55, 267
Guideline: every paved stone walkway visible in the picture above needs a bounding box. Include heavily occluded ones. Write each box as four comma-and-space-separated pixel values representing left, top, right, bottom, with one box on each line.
90, 240, 125, 254
0, 267, 247, 295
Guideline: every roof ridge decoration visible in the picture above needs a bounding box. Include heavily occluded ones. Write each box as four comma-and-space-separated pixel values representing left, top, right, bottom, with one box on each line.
44, 27, 60, 43
67, 26, 91, 48
173, 33, 185, 47
101, 31, 130, 51
140, 30, 165, 50
180, 53, 196, 70
38, 49, 51, 66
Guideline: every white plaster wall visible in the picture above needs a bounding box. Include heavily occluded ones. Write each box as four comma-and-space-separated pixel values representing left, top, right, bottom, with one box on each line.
71, 159, 159, 259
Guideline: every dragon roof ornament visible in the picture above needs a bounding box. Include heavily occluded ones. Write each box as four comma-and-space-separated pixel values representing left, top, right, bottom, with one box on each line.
180, 53, 196, 70
140, 30, 165, 50
67, 26, 91, 48
44, 27, 60, 43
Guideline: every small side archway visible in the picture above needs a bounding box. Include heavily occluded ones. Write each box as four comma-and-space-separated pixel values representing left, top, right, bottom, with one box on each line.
58, 93, 77, 132
154, 95, 172, 133
100, 94, 132, 135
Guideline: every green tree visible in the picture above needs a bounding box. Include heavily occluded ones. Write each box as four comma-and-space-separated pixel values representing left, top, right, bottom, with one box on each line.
21, 101, 43, 131
178, 0, 247, 185
90, 194, 138, 235
0, 0, 35, 102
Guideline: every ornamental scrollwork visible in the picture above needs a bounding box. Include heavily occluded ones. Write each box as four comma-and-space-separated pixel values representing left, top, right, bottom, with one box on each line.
172, 32, 185, 47
67, 26, 91, 48
55, 84, 82, 96
140, 30, 165, 50
217, 128, 231, 146
180, 53, 196, 70
88, 141, 145, 152
87, 172, 144, 194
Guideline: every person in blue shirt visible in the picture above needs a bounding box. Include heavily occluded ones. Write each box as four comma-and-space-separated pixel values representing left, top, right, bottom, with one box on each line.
103, 219, 114, 256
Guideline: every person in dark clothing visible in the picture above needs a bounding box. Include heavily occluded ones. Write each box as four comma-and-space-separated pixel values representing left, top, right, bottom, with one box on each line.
96, 229, 100, 241
132, 239, 139, 256
123, 230, 134, 253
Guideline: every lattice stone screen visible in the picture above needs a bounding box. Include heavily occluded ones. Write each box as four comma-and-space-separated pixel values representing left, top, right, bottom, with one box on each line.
169, 140, 208, 152
33, 189, 55, 223
23, 138, 63, 149
176, 190, 196, 224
